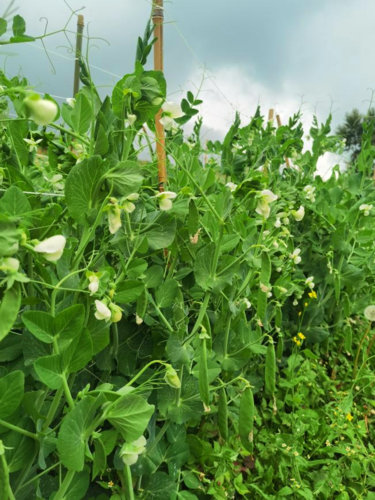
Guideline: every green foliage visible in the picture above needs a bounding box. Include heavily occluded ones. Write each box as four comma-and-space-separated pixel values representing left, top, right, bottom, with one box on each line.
0, 12, 375, 500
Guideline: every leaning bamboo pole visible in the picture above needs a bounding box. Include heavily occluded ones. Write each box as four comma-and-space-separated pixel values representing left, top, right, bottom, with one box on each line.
153, 0, 167, 191
73, 15, 84, 97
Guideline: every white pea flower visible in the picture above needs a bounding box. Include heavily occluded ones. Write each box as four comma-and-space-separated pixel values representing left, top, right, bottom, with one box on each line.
260, 283, 270, 293
243, 298, 251, 309
88, 275, 100, 295
359, 204, 373, 216
273, 241, 279, 249
231, 143, 241, 154
276, 267, 282, 272
267, 291, 272, 298
160, 101, 183, 131
303, 184, 316, 202
135, 313, 144, 325
155, 191, 177, 211
23, 137, 43, 152
0, 257, 20, 273
274, 218, 282, 228
292, 206, 305, 222
123, 193, 139, 213
108, 203, 122, 234
24, 95, 58, 126
305, 276, 315, 289
50, 174, 64, 191
120, 436, 147, 466
225, 182, 237, 192
290, 248, 301, 265
364, 305, 375, 322
34, 235, 66, 262
109, 303, 123, 323
66, 98, 75, 108
256, 189, 278, 220
94, 300, 111, 322
127, 114, 137, 126
293, 299, 298, 306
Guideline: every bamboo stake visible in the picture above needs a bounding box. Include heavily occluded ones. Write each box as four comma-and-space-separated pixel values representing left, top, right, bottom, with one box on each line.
73, 15, 84, 97
276, 114, 291, 168
268, 108, 275, 123
153, 0, 166, 191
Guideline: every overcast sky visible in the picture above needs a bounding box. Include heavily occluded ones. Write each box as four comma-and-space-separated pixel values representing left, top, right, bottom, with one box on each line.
2, 0, 375, 174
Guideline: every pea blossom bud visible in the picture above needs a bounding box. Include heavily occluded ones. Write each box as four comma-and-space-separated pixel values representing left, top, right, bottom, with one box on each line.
289, 248, 301, 265
305, 276, 315, 289
88, 275, 100, 295
255, 190, 278, 220
126, 114, 137, 126
359, 204, 373, 216
24, 95, 58, 126
108, 201, 122, 234
164, 364, 181, 388
109, 303, 122, 323
0, 257, 20, 273
135, 313, 144, 325
34, 235, 66, 262
123, 193, 139, 214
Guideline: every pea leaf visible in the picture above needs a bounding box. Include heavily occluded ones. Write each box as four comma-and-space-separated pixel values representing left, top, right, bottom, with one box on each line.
0, 186, 31, 216
0, 371, 24, 419
104, 160, 144, 197
0, 18, 7, 36
158, 376, 203, 424
71, 92, 92, 135
12, 15, 26, 37
0, 283, 21, 342
155, 279, 179, 308
34, 354, 64, 390
106, 394, 154, 441
65, 155, 107, 224
115, 280, 144, 304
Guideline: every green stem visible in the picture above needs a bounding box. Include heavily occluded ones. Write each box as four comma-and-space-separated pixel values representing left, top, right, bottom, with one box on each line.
112, 323, 119, 363
54, 469, 75, 500
52, 339, 75, 411
125, 360, 166, 387
49, 123, 90, 146
122, 129, 135, 161
124, 211, 134, 240
353, 322, 372, 379
0, 419, 38, 440
123, 464, 135, 500
148, 295, 174, 333
223, 314, 232, 359
43, 387, 64, 432
17, 461, 61, 492
0, 454, 15, 500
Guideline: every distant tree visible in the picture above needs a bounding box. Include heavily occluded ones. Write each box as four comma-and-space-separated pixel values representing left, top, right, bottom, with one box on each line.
336, 108, 375, 161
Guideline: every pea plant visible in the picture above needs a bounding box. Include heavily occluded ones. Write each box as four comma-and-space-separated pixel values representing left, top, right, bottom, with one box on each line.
1, 11, 375, 500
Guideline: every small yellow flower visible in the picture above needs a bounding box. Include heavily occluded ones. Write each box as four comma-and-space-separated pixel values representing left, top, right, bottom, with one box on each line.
325, 440, 331, 447
308, 290, 317, 299
108, 481, 114, 488
346, 413, 353, 422
282, 443, 287, 448
297, 332, 306, 340
294, 451, 299, 456
292, 336, 301, 346
298, 311, 302, 316
304, 302, 308, 307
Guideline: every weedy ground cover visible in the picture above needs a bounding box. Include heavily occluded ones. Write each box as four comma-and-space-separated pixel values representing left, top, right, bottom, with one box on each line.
0, 12, 375, 500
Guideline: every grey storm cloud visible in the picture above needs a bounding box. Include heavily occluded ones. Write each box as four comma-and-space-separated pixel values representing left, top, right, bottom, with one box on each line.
2, 0, 375, 136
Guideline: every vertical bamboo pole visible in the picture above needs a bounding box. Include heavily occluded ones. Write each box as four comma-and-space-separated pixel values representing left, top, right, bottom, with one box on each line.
268, 108, 275, 123
276, 114, 291, 168
153, 0, 166, 191
73, 15, 84, 97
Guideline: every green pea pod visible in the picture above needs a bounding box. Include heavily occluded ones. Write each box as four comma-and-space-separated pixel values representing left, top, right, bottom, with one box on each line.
198, 337, 210, 407
201, 313, 212, 351
188, 198, 199, 236
265, 342, 276, 397
239, 386, 254, 453
257, 252, 271, 321
136, 289, 148, 320
275, 307, 282, 329
0, 441, 10, 500
276, 336, 284, 361
218, 388, 228, 441
343, 293, 350, 318
0, 283, 21, 342
344, 324, 352, 353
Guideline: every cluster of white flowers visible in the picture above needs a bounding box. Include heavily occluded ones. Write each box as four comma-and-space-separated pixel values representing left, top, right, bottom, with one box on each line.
256, 190, 278, 219
303, 185, 316, 202
120, 436, 147, 466
359, 204, 373, 216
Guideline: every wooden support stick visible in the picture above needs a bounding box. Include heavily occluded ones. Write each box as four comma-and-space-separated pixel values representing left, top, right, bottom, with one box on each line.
276, 114, 291, 168
268, 108, 275, 123
73, 15, 84, 97
153, 0, 167, 190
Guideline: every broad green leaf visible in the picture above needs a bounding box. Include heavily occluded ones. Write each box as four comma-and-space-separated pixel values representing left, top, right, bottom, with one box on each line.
0, 371, 24, 419
87, 315, 110, 355
4, 419, 35, 472
106, 394, 154, 441
143, 472, 176, 499
158, 376, 202, 424
64, 467, 90, 500
94, 124, 109, 156
34, 354, 64, 389
142, 212, 176, 250
71, 92, 92, 135
23, 311, 54, 343
57, 396, 99, 471
0, 283, 21, 342
127, 258, 148, 278
54, 304, 85, 348
0, 186, 31, 216
92, 438, 106, 479
155, 279, 179, 308
115, 280, 144, 304
8, 120, 29, 167
104, 160, 143, 197
65, 155, 107, 224
12, 15, 26, 37
143, 265, 164, 288
62, 327, 93, 374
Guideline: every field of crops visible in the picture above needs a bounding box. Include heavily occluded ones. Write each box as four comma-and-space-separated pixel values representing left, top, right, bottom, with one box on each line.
1, 6, 375, 500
